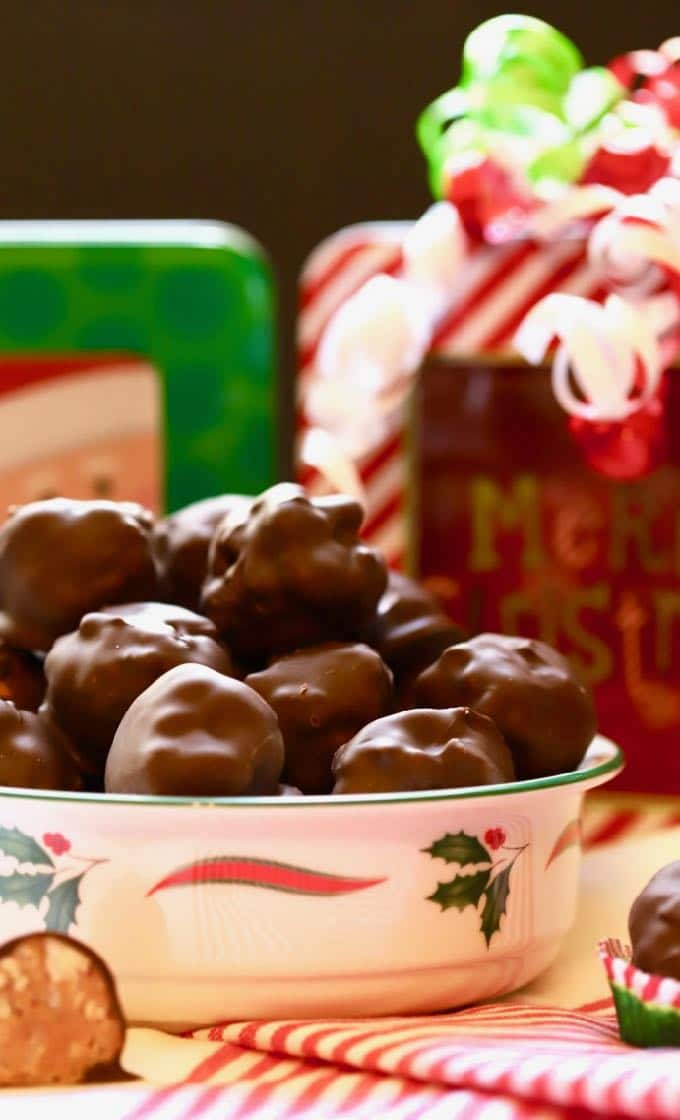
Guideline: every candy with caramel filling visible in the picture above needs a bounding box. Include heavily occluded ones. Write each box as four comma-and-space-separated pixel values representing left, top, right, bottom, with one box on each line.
45, 603, 233, 778
0, 702, 81, 791
332, 707, 515, 794
105, 663, 284, 796
406, 634, 596, 779
629, 861, 680, 981
246, 642, 393, 793
0, 499, 158, 651
154, 493, 252, 611
201, 484, 387, 660
0, 933, 125, 1086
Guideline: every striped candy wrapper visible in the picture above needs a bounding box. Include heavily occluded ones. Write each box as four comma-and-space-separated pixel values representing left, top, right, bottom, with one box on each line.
599, 939, 680, 1048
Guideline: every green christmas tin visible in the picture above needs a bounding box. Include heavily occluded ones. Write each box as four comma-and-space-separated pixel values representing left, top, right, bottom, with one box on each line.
0, 221, 276, 514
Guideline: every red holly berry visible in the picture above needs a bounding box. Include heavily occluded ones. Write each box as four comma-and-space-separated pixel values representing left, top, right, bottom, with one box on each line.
484, 828, 506, 851
43, 832, 70, 856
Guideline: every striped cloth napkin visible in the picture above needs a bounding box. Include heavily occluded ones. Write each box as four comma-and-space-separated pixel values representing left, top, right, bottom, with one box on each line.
5, 796, 680, 1120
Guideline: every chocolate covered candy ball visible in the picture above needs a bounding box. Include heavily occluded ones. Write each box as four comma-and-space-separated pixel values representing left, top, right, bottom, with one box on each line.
361, 571, 465, 683
0, 499, 158, 651
246, 642, 393, 793
0, 702, 81, 791
45, 603, 233, 777
332, 707, 515, 794
105, 663, 284, 796
201, 484, 387, 660
0, 933, 125, 1086
0, 641, 45, 711
154, 493, 252, 611
629, 862, 680, 981
407, 634, 596, 779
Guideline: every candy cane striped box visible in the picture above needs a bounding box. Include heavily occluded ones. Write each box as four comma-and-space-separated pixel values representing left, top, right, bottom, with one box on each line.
296, 224, 680, 795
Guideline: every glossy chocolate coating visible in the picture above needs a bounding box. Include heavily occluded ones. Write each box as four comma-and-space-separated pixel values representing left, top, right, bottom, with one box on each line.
246, 642, 393, 793
201, 484, 387, 659
0, 642, 46, 712
0, 499, 158, 651
332, 707, 515, 794
0, 702, 82, 791
361, 571, 465, 683
0, 932, 125, 1086
105, 663, 284, 796
154, 493, 252, 611
629, 862, 680, 981
407, 634, 596, 779
45, 603, 233, 777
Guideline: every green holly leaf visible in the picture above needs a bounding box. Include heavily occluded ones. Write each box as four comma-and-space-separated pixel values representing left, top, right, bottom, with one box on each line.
0, 871, 54, 908
423, 831, 491, 868
0, 826, 53, 867
427, 868, 490, 911
45, 874, 83, 934
480, 863, 513, 946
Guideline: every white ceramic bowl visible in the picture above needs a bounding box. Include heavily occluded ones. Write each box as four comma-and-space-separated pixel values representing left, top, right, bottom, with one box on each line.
0, 736, 622, 1030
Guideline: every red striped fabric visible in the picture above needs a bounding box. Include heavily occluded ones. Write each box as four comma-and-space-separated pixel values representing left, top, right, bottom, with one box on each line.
125, 1000, 678, 1120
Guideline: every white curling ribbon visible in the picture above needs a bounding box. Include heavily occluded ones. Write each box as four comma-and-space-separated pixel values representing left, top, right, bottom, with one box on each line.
315, 273, 432, 401
311, 204, 466, 456
528, 185, 622, 240
402, 200, 467, 312
515, 294, 661, 422
588, 191, 680, 296
298, 426, 366, 503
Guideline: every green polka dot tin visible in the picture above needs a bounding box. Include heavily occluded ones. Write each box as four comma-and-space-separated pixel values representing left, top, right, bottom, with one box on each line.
0, 221, 276, 513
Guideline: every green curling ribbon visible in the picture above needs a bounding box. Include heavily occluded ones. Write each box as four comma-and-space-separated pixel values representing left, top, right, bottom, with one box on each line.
417, 14, 626, 199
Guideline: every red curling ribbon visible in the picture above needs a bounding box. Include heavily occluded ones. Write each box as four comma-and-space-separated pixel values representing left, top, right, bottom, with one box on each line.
568, 379, 668, 481
148, 856, 387, 897
581, 143, 671, 196
444, 155, 534, 243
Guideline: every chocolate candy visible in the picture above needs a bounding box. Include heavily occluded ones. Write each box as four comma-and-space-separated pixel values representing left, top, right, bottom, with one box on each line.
0, 641, 45, 711
406, 634, 596, 779
154, 493, 252, 611
629, 861, 680, 981
105, 663, 284, 796
333, 707, 515, 794
202, 484, 387, 660
246, 642, 393, 793
0, 499, 158, 651
0, 933, 125, 1086
361, 571, 465, 683
45, 603, 233, 778
0, 702, 81, 791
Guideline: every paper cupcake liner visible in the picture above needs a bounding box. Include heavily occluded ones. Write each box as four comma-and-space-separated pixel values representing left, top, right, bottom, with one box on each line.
599, 939, 680, 1047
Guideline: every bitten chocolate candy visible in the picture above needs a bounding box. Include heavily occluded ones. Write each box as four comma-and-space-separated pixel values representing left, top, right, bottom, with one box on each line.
0, 702, 81, 791
0, 932, 125, 1086
332, 707, 515, 794
0, 641, 46, 712
0, 499, 158, 651
45, 603, 233, 778
154, 493, 252, 611
246, 642, 393, 793
361, 571, 465, 683
105, 663, 284, 796
629, 861, 680, 981
406, 634, 596, 779
201, 484, 387, 660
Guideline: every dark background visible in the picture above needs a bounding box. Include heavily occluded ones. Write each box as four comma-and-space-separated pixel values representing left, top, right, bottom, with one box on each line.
2, 1, 677, 470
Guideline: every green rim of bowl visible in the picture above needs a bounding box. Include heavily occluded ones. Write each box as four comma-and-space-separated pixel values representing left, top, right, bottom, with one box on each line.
0, 736, 623, 808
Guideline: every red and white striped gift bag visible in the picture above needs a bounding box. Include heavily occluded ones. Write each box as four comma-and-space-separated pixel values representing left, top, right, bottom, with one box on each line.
296, 224, 603, 568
